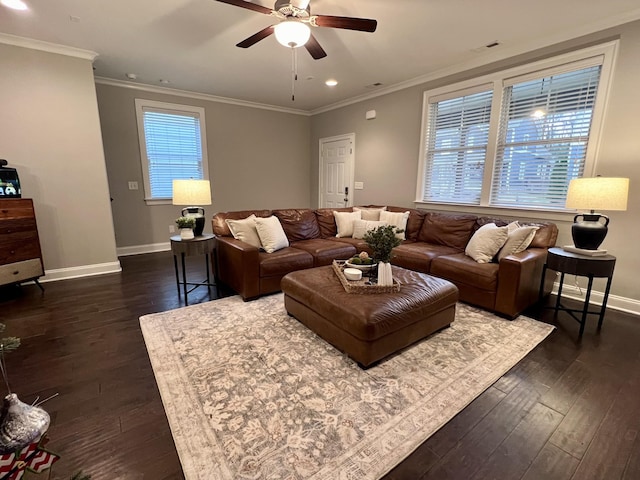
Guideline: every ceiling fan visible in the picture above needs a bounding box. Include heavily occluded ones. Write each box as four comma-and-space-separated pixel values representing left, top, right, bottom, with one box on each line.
215, 0, 378, 59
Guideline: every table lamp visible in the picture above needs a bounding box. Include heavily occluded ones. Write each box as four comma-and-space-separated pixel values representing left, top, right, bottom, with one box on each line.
565, 177, 629, 250
172, 179, 212, 237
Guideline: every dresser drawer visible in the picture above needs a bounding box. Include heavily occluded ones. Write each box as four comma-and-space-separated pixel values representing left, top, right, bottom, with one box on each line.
0, 232, 40, 264
0, 217, 37, 235
0, 259, 43, 285
0, 199, 34, 220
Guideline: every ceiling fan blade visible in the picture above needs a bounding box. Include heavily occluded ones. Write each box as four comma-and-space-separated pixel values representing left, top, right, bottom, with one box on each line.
236, 25, 275, 48
313, 15, 377, 32
305, 34, 327, 60
215, 0, 273, 15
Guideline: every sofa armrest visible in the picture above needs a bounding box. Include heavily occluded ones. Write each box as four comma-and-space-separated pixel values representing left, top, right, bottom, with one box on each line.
495, 248, 550, 318
216, 236, 260, 300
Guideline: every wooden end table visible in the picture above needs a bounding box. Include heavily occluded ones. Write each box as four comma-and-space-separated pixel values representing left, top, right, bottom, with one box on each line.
170, 234, 218, 305
539, 247, 616, 338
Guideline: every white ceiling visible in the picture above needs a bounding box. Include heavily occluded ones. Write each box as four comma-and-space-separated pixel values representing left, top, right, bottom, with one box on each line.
2, 0, 640, 112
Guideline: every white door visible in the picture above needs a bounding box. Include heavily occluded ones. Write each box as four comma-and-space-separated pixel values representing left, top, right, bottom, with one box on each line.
319, 134, 355, 208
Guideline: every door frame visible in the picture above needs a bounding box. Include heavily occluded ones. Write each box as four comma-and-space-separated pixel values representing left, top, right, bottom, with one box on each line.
318, 133, 356, 208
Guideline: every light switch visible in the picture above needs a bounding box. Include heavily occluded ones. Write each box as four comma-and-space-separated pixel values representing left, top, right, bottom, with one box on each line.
355, 182, 364, 190
128, 181, 139, 190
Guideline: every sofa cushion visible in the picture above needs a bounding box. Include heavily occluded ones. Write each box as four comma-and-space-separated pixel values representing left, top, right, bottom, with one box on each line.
418, 212, 478, 250
431, 253, 499, 292
315, 207, 352, 238
353, 206, 387, 221
255, 216, 289, 253
225, 214, 262, 249
352, 219, 387, 239
496, 222, 539, 261
465, 223, 509, 263
290, 239, 357, 266
212, 209, 272, 237
391, 242, 460, 273
334, 210, 362, 238
379, 210, 410, 240
259, 248, 314, 277
387, 207, 427, 241
273, 209, 321, 242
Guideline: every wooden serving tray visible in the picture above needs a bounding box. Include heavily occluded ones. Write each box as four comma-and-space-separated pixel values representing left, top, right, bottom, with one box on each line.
332, 260, 401, 294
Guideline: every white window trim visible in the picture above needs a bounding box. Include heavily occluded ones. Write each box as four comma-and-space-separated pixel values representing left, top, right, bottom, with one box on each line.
135, 99, 209, 206
415, 40, 619, 217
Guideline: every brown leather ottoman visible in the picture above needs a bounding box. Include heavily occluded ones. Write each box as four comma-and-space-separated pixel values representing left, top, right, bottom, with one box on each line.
281, 265, 459, 367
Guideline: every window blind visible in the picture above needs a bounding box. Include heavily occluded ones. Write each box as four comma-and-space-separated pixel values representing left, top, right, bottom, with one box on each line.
491, 65, 602, 209
423, 89, 493, 204
142, 109, 204, 199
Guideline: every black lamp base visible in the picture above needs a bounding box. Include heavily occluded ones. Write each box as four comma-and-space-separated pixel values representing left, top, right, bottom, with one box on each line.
181, 207, 206, 237
571, 213, 609, 250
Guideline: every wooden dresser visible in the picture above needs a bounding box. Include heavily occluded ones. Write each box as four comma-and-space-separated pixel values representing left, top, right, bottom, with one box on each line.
0, 198, 44, 289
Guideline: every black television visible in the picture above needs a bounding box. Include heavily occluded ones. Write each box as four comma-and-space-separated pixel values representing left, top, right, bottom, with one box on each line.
0, 160, 21, 198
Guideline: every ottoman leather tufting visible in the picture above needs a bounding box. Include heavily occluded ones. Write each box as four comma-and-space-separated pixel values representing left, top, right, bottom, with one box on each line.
281, 265, 459, 367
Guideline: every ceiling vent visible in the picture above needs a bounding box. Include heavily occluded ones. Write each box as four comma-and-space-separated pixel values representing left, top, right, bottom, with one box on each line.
365, 82, 384, 89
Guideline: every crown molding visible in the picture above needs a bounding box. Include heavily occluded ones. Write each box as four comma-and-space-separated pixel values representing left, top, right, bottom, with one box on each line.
0, 33, 98, 60
94, 77, 311, 117
310, 8, 640, 115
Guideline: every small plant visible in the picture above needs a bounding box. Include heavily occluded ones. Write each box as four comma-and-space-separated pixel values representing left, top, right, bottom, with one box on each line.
175, 216, 195, 229
363, 225, 404, 263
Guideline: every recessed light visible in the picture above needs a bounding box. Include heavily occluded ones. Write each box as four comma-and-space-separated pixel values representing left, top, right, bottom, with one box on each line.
325, 79, 338, 87
1, 0, 28, 11
125, 73, 137, 80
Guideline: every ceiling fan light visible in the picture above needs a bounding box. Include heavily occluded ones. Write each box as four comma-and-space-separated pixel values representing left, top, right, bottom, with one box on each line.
274, 20, 310, 48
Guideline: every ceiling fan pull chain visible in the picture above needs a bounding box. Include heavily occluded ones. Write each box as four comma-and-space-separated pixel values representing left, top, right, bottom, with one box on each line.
291, 46, 297, 101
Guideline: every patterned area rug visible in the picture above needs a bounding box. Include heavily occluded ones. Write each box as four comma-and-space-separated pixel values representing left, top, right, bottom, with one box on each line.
140, 293, 553, 480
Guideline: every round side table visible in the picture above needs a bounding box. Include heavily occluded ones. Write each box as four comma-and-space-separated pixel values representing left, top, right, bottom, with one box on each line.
170, 234, 218, 305
539, 247, 616, 338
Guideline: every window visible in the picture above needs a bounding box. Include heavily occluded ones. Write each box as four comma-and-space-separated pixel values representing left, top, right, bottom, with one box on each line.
135, 99, 209, 204
417, 42, 617, 212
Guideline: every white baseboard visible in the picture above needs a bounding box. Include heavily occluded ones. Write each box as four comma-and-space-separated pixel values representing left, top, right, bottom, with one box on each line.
117, 242, 171, 257
551, 282, 640, 317
40, 261, 122, 283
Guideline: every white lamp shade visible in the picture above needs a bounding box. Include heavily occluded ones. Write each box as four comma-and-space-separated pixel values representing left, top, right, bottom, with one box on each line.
172, 179, 212, 206
565, 177, 629, 211
274, 20, 310, 48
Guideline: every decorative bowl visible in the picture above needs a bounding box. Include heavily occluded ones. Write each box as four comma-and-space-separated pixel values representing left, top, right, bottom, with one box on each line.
345, 260, 376, 271
343, 268, 363, 281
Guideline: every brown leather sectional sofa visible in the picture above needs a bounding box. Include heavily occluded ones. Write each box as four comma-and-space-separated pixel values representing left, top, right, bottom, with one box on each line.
211, 206, 558, 318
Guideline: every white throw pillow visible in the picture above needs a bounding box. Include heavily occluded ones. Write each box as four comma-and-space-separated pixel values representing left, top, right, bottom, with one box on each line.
352, 206, 387, 221
225, 214, 262, 249
465, 223, 509, 263
254, 216, 289, 253
379, 210, 410, 240
497, 222, 539, 261
352, 219, 388, 239
334, 210, 362, 238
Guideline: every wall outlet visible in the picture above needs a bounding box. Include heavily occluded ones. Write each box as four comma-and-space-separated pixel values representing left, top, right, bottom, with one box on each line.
169, 225, 176, 233
128, 181, 139, 190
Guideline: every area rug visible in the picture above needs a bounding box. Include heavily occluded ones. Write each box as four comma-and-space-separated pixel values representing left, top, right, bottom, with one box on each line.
140, 293, 554, 480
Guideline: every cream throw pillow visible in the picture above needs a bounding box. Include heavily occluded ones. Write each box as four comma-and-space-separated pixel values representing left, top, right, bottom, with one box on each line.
334, 210, 362, 238
497, 222, 539, 261
379, 210, 410, 240
352, 206, 387, 221
352, 219, 388, 239
225, 214, 262, 249
465, 223, 509, 263
254, 216, 289, 253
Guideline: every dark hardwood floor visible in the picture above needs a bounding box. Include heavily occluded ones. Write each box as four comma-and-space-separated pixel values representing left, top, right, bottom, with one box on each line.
2, 251, 639, 479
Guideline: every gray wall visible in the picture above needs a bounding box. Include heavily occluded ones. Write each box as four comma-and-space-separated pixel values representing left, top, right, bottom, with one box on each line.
96, 84, 311, 248
0, 42, 119, 278
310, 20, 640, 305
